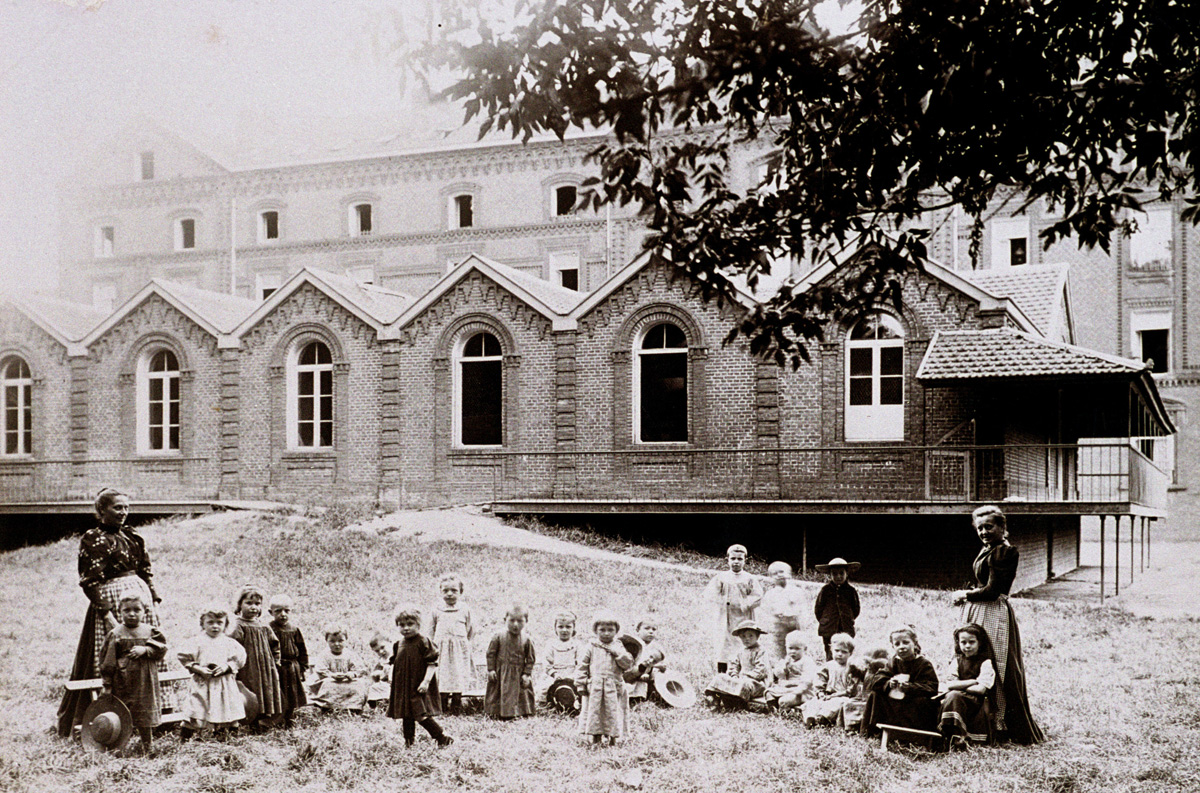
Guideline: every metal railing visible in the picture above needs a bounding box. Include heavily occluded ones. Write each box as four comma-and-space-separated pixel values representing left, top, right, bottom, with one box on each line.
0, 457, 219, 503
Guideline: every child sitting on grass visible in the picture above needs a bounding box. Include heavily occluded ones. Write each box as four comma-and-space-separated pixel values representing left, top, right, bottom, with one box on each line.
540, 611, 582, 711
626, 618, 667, 706
576, 610, 634, 745
267, 594, 307, 728
310, 623, 367, 713
177, 604, 245, 741
485, 605, 537, 719
366, 633, 392, 711
766, 630, 817, 712
801, 632, 860, 727
429, 574, 475, 715
938, 623, 997, 748
99, 595, 167, 754
860, 626, 939, 737
841, 646, 889, 732
387, 606, 452, 747
704, 544, 764, 673
228, 585, 282, 731
704, 620, 770, 710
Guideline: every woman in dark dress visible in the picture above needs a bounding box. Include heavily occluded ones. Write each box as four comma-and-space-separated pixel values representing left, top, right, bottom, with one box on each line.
951, 505, 1045, 744
57, 488, 171, 737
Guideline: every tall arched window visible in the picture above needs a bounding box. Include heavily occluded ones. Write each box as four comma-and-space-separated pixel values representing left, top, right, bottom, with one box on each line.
138, 349, 180, 452
1, 357, 32, 455
456, 332, 503, 446
845, 313, 905, 441
636, 323, 688, 443
291, 341, 334, 449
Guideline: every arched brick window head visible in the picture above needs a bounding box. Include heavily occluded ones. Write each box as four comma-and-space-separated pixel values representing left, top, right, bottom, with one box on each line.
637, 323, 688, 443
846, 313, 904, 441
140, 349, 180, 452
1, 357, 32, 455
295, 341, 334, 448
458, 332, 503, 446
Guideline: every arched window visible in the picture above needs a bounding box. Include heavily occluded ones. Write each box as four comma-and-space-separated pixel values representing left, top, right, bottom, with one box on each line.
636, 323, 688, 443
138, 349, 180, 453
291, 341, 334, 449
456, 332, 503, 446
1, 357, 32, 455
845, 313, 905, 441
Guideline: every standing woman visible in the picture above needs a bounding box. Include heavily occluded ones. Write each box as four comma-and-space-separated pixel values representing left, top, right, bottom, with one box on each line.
57, 489, 170, 737
951, 505, 1045, 744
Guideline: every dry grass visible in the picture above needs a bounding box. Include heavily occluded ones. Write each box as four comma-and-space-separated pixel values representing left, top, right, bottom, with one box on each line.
0, 510, 1197, 792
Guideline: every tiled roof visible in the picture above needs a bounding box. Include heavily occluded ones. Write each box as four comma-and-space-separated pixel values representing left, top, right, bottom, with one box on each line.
484, 259, 584, 315
307, 269, 414, 325
19, 294, 109, 342
963, 265, 1067, 337
917, 329, 1146, 380
151, 279, 261, 334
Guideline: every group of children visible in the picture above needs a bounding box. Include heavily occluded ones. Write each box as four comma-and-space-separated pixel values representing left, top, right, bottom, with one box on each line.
94, 547, 997, 755
701, 544, 999, 748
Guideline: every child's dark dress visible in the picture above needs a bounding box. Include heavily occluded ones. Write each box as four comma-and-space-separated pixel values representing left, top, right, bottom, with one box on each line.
387, 635, 441, 721
229, 617, 283, 718
98, 626, 168, 729
272, 621, 308, 714
938, 655, 996, 744
860, 654, 939, 734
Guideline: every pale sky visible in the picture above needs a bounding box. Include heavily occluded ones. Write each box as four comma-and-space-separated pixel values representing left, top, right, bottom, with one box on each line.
0, 0, 859, 297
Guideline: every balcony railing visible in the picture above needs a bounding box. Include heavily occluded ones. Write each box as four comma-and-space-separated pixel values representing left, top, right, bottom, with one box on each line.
0, 457, 219, 503
447, 443, 1169, 510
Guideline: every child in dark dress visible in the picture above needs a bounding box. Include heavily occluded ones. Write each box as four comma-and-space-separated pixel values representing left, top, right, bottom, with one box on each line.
485, 605, 537, 719
99, 595, 167, 755
860, 626, 939, 736
268, 594, 308, 728
813, 558, 861, 661
938, 623, 997, 747
228, 585, 283, 730
387, 605, 452, 748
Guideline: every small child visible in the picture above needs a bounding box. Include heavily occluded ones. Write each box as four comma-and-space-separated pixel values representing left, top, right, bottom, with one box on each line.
366, 633, 393, 710
310, 623, 368, 712
627, 618, 667, 705
268, 594, 308, 728
387, 606, 452, 747
938, 623, 997, 747
760, 561, 806, 664
540, 611, 582, 710
177, 604, 246, 741
703, 544, 764, 673
766, 630, 817, 711
228, 584, 283, 729
429, 574, 475, 715
801, 632, 860, 726
485, 605, 537, 719
98, 595, 167, 754
576, 610, 634, 745
860, 626, 939, 736
704, 620, 770, 710
813, 558, 861, 661
841, 646, 889, 732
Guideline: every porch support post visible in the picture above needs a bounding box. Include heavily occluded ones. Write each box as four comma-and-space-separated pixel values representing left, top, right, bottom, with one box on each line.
1148, 518, 1153, 565
1130, 514, 1135, 582
1114, 515, 1120, 597
1099, 516, 1106, 605
801, 525, 808, 574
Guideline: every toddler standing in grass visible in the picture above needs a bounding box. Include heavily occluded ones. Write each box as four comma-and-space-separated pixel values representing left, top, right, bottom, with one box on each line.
801, 632, 860, 726
267, 594, 308, 728
766, 630, 817, 712
760, 561, 806, 665
387, 606, 452, 747
228, 584, 282, 730
310, 623, 367, 712
367, 633, 393, 710
485, 605, 537, 719
98, 595, 167, 754
429, 574, 475, 715
177, 604, 245, 741
576, 610, 634, 745
704, 544, 764, 673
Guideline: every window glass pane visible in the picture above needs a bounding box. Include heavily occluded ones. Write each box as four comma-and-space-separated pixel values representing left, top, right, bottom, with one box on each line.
150, 427, 162, 449
299, 344, 315, 366
880, 346, 903, 376
639, 352, 687, 442
180, 219, 195, 249
560, 268, 579, 291
6, 432, 17, 454
1010, 238, 1028, 266
848, 377, 873, 406
169, 426, 179, 449
169, 377, 179, 400
299, 371, 313, 397
357, 204, 372, 233
315, 343, 331, 364
298, 394, 313, 422
150, 379, 162, 401
263, 211, 279, 239
461, 359, 502, 445
319, 370, 332, 394
320, 395, 332, 421
149, 403, 163, 425
880, 376, 904, 405
299, 422, 313, 446
642, 323, 686, 349
168, 397, 179, 425
455, 195, 474, 228
319, 421, 333, 447
849, 347, 872, 377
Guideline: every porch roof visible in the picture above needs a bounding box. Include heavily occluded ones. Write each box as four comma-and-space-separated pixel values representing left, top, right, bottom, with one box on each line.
917, 329, 1145, 379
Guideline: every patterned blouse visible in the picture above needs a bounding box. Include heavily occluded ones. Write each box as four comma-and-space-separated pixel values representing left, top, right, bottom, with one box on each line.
78, 525, 156, 608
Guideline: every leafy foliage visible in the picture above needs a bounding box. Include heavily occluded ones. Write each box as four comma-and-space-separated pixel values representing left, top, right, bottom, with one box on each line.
421, 0, 1199, 365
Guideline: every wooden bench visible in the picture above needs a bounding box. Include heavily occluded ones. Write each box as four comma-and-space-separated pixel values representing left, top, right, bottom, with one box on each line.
64, 668, 193, 725
877, 723, 944, 751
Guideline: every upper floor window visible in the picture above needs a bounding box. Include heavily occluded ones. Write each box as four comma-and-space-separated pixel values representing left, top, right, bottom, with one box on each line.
450, 194, 474, 229
349, 203, 373, 237
140, 151, 154, 181
549, 250, 581, 291
255, 272, 281, 301
456, 332, 503, 446
94, 226, 114, 258
1, 357, 32, 456
845, 313, 904, 441
138, 349, 179, 453
1131, 310, 1171, 374
554, 185, 578, 217
174, 218, 196, 251
1130, 208, 1172, 270
290, 341, 333, 449
636, 323, 688, 443
991, 217, 1029, 267
258, 210, 280, 243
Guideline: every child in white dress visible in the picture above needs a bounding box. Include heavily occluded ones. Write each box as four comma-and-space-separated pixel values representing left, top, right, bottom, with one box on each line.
177, 604, 246, 740
540, 611, 582, 708
703, 544, 764, 673
309, 623, 367, 712
767, 630, 817, 711
429, 574, 475, 715
801, 633, 861, 726
576, 610, 634, 745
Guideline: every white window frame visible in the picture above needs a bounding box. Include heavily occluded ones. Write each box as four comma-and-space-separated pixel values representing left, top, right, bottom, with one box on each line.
1130, 310, 1171, 374
448, 193, 475, 229
136, 349, 180, 454
990, 216, 1030, 267
174, 217, 196, 251
287, 340, 334, 450
633, 322, 689, 445
845, 314, 905, 442
94, 225, 114, 258
549, 250, 581, 291
348, 203, 373, 237
257, 210, 280, 244
453, 332, 504, 448
1, 357, 32, 456
1129, 208, 1173, 270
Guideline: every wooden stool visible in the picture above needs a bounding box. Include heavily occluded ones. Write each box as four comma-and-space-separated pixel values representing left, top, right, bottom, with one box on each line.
877, 723, 944, 751
64, 668, 193, 726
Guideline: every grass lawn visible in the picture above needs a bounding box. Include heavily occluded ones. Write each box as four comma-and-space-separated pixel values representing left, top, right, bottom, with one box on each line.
0, 510, 1197, 792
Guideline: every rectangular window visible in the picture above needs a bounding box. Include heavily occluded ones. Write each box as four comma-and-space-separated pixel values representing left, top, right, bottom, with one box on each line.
175, 218, 196, 250
1139, 329, 1169, 373
452, 194, 474, 228
550, 250, 581, 291
1131, 310, 1171, 373
140, 151, 154, 180
259, 210, 279, 242
95, 226, 114, 258
555, 185, 578, 216
1130, 208, 1172, 270
990, 217, 1029, 267
355, 203, 372, 235
639, 353, 688, 442
255, 272, 281, 301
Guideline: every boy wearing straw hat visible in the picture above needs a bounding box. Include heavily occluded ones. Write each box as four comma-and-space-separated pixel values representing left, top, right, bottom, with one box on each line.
813, 558, 861, 661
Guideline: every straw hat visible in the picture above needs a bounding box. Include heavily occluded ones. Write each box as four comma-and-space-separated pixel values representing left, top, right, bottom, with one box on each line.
618, 632, 644, 660
814, 557, 861, 573
730, 619, 766, 636
652, 669, 697, 708
80, 694, 132, 753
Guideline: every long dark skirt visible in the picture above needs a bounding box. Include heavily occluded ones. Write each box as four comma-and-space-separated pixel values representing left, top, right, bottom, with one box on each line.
859, 690, 938, 735
938, 691, 994, 744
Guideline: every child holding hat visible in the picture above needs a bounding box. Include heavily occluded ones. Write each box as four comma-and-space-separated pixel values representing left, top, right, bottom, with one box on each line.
703, 620, 770, 710
814, 558, 861, 660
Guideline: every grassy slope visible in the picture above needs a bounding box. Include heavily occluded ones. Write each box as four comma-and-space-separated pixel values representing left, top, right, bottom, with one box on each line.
0, 511, 1196, 793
